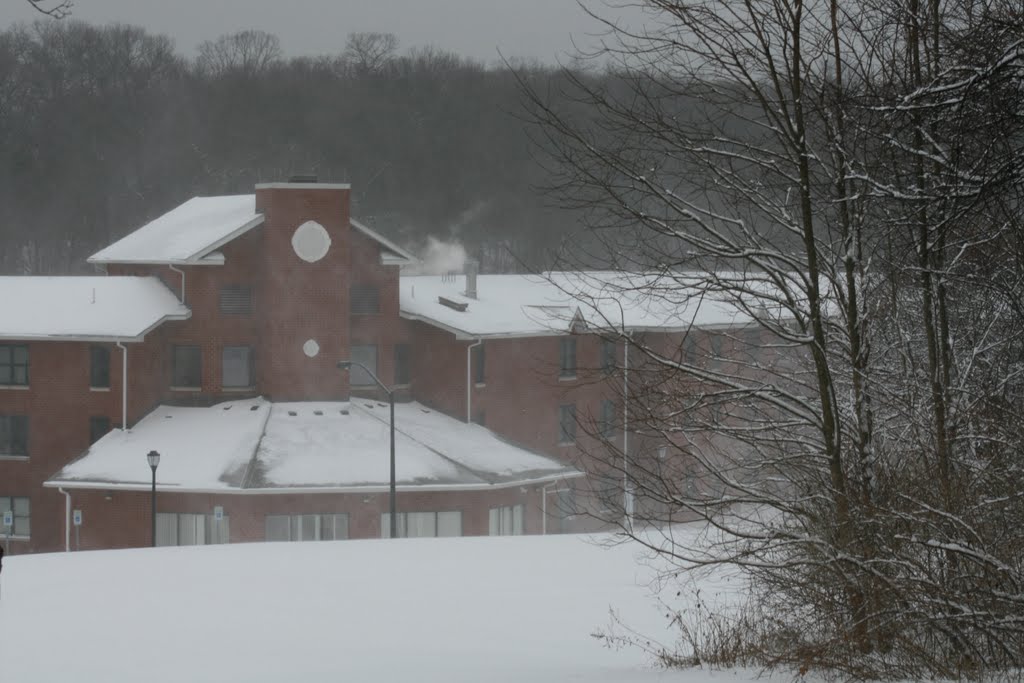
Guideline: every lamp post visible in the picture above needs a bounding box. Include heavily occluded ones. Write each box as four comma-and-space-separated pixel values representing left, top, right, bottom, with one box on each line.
337, 360, 396, 538
147, 449, 160, 547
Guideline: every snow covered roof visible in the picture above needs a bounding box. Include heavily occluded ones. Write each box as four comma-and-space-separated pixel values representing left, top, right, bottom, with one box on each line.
89, 194, 415, 266
399, 271, 776, 339
88, 195, 263, 265
0, 276, 190, 341
47, 397, 578, 493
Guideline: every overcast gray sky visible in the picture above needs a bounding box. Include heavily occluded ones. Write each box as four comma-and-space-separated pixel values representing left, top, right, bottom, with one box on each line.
2, 0, 649, 64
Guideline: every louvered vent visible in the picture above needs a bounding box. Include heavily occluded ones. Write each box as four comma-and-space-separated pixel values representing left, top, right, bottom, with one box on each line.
219, 285, 253, 315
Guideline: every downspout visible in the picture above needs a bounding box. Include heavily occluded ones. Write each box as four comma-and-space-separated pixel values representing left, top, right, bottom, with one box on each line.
466, 339, 482, 423
116, 342, 128, 431
58, 487, 71, 552
168, 265, 185, 304
623, 333, 633, 528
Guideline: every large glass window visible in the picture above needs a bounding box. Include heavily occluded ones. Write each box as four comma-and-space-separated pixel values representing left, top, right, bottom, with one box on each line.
394, 344, 411, 385
0, 344, 29, 386
559, 404, 576, 444
90, 345, 110, 388
381, 511, 462, 538
0, 415, 28, 456
172, 345, 202, 388
559, 337, 576, 378
0, 496, 30, 537
222, 346, 253, 388
264, 513, 349, 542
350, 344, 378, 386
489, 504, 524, 536
155, 512, 229, 546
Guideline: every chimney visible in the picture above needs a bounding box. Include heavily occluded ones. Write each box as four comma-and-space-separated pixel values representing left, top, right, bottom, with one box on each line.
464, 259, 479, 299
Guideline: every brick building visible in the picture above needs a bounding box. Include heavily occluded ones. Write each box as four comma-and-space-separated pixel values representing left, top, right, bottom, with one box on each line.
0, 180, 756, 554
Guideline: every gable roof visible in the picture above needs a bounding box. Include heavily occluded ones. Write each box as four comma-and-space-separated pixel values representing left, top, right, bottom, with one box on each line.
45, 397, 579, 493
0, 276, 190, 341
89, 194, 416, 266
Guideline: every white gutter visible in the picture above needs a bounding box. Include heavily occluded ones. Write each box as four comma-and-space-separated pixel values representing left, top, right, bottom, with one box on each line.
115, 342, 128, 431
168, 265, 186, 304
58, 487, 71, 552
466, 339, 482, 423
623, 334, 633, 528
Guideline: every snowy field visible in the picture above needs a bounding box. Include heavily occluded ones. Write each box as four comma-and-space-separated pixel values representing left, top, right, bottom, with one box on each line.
0, 530, 785, 683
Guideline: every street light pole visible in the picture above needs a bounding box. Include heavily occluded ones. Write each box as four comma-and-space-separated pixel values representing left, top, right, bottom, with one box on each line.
338, 360, 397, 538
146, 450, 160, 547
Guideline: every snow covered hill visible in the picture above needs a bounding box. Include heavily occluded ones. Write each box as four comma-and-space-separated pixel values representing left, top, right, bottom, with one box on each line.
0, 532, 764, 683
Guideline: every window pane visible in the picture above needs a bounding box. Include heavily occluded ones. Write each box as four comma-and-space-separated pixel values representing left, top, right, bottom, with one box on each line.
332, 513, 349, 540
0, 497, 9, 513
394, 344, 411, 385
265, 515, 290, 541
210, 516, 230, 544
13, 346, 28, 364
559, 404, 576, 443
559, 338, 576, 376
0, 367, 9, 384
299, 514, 318, 541
488, 508, 500, 535
0, 346, 8, 364
222, 346, 252, 388
13, 496, 29, 516
90, 346, 111, 388
156, 513, 177, 546
437, 511, 462, 537
14, 515, 29, 536
350, 345, 378, 386
406, 512, 436, 538
173, 346, 202, 387
512, 505, 524, 535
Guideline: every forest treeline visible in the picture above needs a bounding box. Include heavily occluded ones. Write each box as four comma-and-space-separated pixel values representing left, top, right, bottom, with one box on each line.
0, 22, 585, 274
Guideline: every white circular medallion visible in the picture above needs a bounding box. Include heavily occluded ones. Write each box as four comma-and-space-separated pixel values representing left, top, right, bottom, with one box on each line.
303, 339, 320, 358
291, 221, 331, 263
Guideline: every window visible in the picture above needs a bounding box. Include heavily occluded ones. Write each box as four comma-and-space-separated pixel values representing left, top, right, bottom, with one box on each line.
0, 496, 30, 537
600, 399, 616, 438
559, 404, 576, 444
0, 415, 28, 456
601, 338, 616, 373
684, 336, 698, 365
265, 513, 349, 542
350, 344, 378, 386
559, 338, 576, 378
350, 284, 380, 315
489, 504, 524, 536
473, 342, 485, 384
172, 345, 202, 388
0, 344, 29, 386
90, 346, 110, 388
155, 512, 229, 546
394, 344, 411, 385
219, 285, 253, 315
222, 346, 253, 388
381, 511, 462, 538
711, 335, 724, 359
89, 416, 111, 445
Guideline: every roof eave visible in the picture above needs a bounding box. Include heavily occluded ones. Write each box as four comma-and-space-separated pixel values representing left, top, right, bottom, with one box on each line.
350, 218, 418, 263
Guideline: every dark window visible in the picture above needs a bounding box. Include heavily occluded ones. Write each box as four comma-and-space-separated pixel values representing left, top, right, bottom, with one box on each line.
684, 336, 697, 365
172, 345, 202, 388
601, 338, 616, 373
394, 344, 411, 385
222, 346, 253, 388
473, 343, 485, 384
0, 496, 30, 537
89, 416, 111, 445
600, 399, 616, 438
559, 404, 576, 444
0, 344, 29, 386
219, 286, 253, 315
350, 345, 378, 386
559, 338, 576, 378
351, 285, 380, 315
711, 335, 724, 358
90, 346, 111, 388
0, 415, 28, 456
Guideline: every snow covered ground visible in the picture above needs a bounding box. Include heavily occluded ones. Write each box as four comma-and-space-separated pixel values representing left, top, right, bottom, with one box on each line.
0, 530, 782, 683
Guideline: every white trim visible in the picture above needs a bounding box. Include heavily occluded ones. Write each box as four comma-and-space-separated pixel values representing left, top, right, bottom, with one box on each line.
255, 183, 351, 190
43, 471, 586, 495
350, 218, 418, 263
188, 214, 265, 263
89, 386, 112, 392
0, 385, 30, 391
0, 455, 29, 461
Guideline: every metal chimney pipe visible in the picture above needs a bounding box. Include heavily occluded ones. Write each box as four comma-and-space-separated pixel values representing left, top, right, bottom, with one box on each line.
464, 259, 479, 299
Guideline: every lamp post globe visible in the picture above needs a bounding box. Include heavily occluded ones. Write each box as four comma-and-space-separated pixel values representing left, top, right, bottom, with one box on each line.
147, 450, 160, 547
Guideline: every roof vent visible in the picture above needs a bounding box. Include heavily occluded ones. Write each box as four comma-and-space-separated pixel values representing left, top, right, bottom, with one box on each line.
438, 296, 468, 312
464, 259, 479, 299
289, 174, 318, 183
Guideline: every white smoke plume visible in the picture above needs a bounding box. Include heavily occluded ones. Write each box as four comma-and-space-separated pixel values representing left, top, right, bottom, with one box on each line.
405, 237, 467, 275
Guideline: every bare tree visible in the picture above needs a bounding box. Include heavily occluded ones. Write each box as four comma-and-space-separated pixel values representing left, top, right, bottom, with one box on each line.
340, 32, 398, 75
524, 0, 1024, 678
197, 30, 282, 77
26, 0, 72, 19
